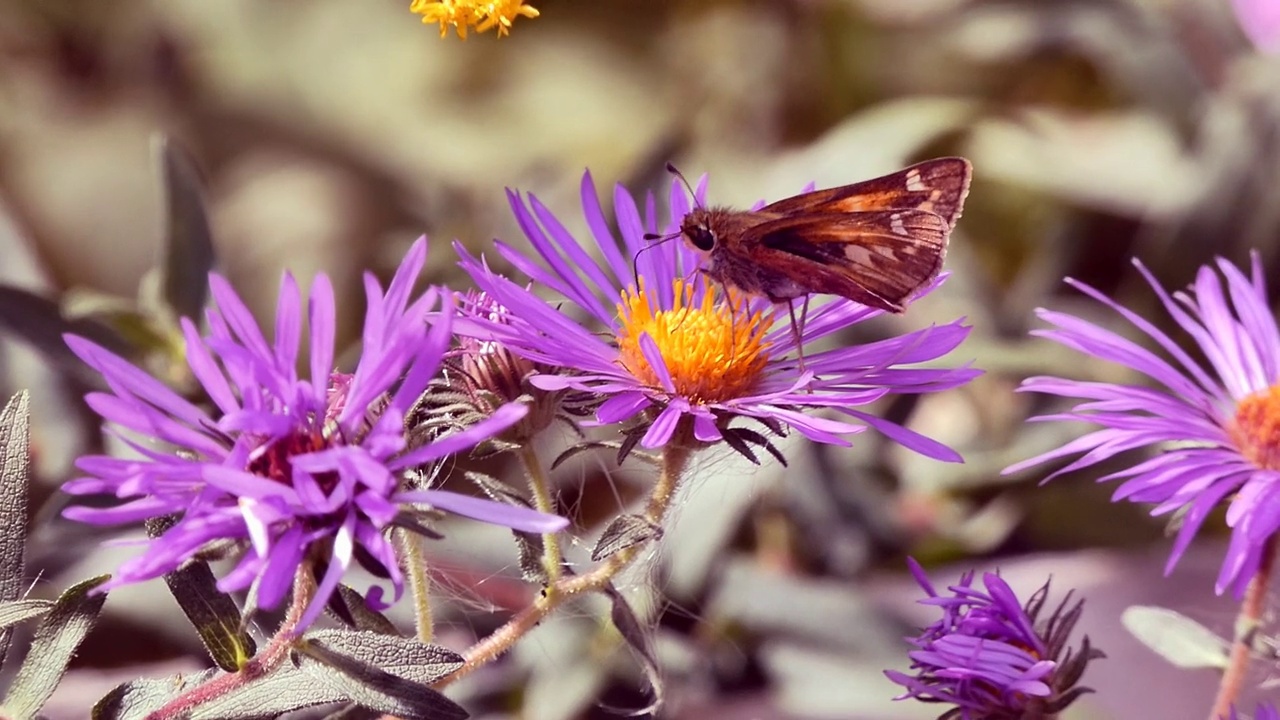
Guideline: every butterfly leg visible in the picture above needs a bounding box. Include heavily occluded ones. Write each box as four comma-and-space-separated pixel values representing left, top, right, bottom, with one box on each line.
785, 298, 807, 377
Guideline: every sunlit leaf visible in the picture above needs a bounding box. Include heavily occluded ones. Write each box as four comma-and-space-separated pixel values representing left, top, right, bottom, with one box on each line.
1121, 605, 1229, 669
0, 600, 54, 633
146, 517, 255, 671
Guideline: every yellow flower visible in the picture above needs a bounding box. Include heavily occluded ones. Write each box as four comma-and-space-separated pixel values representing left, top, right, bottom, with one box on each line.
409, 0, 540, 39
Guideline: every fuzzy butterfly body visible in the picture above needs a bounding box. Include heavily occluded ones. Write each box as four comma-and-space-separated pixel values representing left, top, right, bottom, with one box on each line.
679, 157, 972, 312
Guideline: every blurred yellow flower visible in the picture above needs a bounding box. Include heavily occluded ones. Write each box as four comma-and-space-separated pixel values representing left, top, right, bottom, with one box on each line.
410, 0, 540, 39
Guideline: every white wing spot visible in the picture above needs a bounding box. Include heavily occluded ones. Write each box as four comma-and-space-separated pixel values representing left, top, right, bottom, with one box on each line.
905, 169, 927, 192
890, 211, 908, 236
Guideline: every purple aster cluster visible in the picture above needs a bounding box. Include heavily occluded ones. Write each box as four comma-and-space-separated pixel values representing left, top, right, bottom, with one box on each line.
1005, 255, 1280, 596
454, 171, 979, 457
886, 558, 1101, 720
62, 238, 566, 631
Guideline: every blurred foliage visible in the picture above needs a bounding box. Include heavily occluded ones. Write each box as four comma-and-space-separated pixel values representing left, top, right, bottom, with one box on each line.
0, 0, 1277, 718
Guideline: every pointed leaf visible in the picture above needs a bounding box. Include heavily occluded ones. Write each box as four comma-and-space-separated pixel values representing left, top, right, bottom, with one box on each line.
91, 669, 216, 720
92, 664, 352, 720
4, 575, 110, 717
146, 517, 255, 671
1121, 605, 1229, 669
320, 706, 381, 720
326, 586, 399, 636
464, 471, 532, 508
514, 530, 548, 584
591, 514, 661, 562
0, 287, 128, 381
155, 136, 215, 320
602, 583, 663, 715
0, 600, 54, 632
295, 630, 467, 719
0, 392, 31, 662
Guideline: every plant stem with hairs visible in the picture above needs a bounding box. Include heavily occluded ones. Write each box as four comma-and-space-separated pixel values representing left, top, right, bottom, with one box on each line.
436, 440, 693, 687
1208, 536, 1276, 720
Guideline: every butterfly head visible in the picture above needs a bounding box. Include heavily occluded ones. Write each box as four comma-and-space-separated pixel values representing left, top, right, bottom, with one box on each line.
680, 210, 718, 253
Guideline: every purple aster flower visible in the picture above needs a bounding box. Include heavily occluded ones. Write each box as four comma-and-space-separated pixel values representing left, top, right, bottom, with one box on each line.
1232, 0, 1280, 53
453, 171, 978, 458
886, 558, 1102, 720
62, 238, 567, 631
1004, 254, 1280, 596
1228, 704, 1280, 720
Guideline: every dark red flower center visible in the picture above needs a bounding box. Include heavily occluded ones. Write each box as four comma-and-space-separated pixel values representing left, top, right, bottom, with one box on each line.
248, 430, 340, 495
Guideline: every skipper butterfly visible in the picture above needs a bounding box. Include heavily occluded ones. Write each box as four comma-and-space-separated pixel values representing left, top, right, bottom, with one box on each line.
676, 157, 971, 314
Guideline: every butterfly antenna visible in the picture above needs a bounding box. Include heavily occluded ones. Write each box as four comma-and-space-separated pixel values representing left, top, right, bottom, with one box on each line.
666, 163, 701, 207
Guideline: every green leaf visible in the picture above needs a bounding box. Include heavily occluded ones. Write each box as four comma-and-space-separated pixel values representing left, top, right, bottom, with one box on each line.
0, 600, 54, 633
4, 575, 110, 718
146, 517, 256, 671
155, 136, 215, 321
295, 630, 467, 719
0, 392, 31, 662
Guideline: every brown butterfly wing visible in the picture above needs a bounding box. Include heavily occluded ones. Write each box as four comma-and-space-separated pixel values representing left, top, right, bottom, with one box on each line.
760, 157, 972, 228
740, 209, 951, 311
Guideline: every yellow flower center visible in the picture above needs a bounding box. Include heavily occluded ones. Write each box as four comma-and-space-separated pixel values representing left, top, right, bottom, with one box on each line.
409, 0, 539, 38
615, 279, 773, 404
1232, 385, 1280, 470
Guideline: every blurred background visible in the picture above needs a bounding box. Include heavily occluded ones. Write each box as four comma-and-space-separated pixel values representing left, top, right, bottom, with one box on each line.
1, 0, 1279, 717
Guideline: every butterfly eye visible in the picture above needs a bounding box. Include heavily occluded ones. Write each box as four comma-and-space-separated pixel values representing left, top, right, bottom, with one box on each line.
686, 225, 716, 252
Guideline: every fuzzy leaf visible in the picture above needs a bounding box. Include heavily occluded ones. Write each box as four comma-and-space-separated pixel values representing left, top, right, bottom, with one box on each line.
465, 472, 552, 582
155, 136, 215, 321
0, 600, 54, 633
591, 514, 661, 562
92, 664, 353, 720
4, 575, 110, 717
92, 669, 216, 720
514, 531, 548, 584
601, 584, 663, 715
0, 392, 31, 662
295, 630, 466, 719
464, 471, 532, 508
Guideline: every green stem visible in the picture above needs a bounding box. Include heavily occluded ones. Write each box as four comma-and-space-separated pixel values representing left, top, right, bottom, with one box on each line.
518, 444, 563, 583
1208, 536, 1276, 720
436, 440, 693, 688
400, 529, 435, 644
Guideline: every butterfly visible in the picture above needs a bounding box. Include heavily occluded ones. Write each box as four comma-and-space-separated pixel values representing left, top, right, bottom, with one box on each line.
677, 157, 972, 313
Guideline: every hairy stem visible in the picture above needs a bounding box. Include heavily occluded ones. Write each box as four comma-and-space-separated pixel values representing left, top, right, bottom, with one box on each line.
400, 529, 435, 644
436, 441, 693, 688
519, 443, 563, 582
144, 566, 316, 720
1208, 536, 1276, 720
